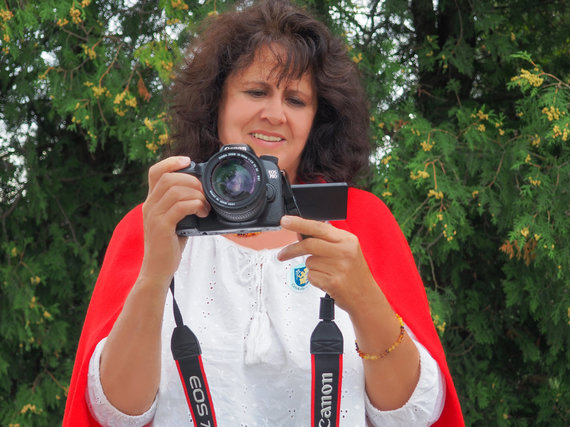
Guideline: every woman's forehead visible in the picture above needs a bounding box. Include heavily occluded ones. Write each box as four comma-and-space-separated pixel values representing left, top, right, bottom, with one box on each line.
231, 44, 314, 87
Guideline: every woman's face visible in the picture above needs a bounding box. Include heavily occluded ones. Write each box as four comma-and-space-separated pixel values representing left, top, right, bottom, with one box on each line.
217, 47, 317, 183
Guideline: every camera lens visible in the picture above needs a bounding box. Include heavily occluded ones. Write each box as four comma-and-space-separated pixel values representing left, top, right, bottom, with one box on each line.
204, 149, 267, 223
211, 158, 256, 202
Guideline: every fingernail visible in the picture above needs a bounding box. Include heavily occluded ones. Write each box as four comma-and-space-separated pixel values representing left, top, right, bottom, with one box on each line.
281, 216, 292, 226
178, 156, 191, 165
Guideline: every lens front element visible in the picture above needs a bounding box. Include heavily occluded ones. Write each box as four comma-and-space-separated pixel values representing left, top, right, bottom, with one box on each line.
211, 158, 256, 203
204, 149, 267, 223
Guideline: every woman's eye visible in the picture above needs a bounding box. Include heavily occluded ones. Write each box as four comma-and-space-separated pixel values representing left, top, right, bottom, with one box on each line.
287, 97, 306, 107
246, 89, 266, 98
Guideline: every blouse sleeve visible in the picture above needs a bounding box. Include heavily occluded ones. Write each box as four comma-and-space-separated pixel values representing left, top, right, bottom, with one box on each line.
85, 337, 158, 427
365, 328, 446, 427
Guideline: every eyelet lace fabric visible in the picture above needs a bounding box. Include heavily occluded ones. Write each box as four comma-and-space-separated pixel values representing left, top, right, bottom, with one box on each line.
86, 338, 156, 426
86, 235, 444, 426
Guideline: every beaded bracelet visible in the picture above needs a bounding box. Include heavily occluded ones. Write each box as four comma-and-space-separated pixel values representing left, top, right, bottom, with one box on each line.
355, 313, 406, 360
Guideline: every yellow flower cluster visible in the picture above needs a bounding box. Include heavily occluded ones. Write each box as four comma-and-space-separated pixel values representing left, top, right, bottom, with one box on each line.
531, 134, 541, 147
20, 404, 40, 415
477, 124, 486, 132
420, 140, 433, 151
30, 276, 41, 285
81, 44, 96, 59
144, 117, 154, 131
171, 0, 189, 10
57, 18, 69, 27
528, 177, 541, 186
114, 91, 126, 104
125, 97, 137, 108
91, 86, 106, 97
70, 6, 82, 24
432, 314, 446, 334
524, 154, 531, 163
113, 107, 126, 117
81, 0, 91, 7
542, 106, 565, 121
144, 115, 170, 153
510, 68, 544, 87
410, 170, 430, 180
551, 124, 566, 140
146, 140, 159, 153
442, 224, 456, 242
352, 52, 363, 64
381, 155, 391, 165
477, 110, 489, 120
0, 8, 14, 22
520, 227, 530, 237
428, 189, 444, 199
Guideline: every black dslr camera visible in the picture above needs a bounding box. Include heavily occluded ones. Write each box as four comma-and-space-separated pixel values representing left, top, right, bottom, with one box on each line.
175, 144, 348, 236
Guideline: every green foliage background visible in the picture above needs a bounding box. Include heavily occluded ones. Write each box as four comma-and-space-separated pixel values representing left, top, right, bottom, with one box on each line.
0, 0, 568, 425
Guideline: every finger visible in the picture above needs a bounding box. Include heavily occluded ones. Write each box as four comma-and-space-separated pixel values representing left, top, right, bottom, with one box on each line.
276, 241, 307, 261
280, 215, 339, 242
147, 169, 208, 210
158, 186, 211, 219
148, 156, 191, 190
146, 185, 210, 221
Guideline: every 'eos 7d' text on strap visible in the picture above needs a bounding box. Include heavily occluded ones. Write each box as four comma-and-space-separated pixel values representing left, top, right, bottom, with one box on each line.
169, 279, 344, 426
170, 279, 217, 426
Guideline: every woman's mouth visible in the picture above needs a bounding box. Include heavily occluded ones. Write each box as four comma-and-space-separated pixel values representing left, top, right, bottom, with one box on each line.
250, 132, 284, 142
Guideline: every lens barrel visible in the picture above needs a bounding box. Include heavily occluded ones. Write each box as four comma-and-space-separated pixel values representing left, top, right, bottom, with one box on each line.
203, 148, 267, 223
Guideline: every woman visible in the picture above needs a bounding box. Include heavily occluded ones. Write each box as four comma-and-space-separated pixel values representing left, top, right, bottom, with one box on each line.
64, 1, 463, 425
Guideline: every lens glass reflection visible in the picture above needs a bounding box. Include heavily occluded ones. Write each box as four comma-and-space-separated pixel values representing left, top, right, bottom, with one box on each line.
211, 158, 257, 202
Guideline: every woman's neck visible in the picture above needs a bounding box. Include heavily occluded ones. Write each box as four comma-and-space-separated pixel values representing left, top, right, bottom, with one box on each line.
223, 228, 299, 250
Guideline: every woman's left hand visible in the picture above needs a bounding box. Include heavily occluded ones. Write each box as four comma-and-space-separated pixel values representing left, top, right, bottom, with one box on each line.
277, 215, 379, 314
278, 216, 421, 411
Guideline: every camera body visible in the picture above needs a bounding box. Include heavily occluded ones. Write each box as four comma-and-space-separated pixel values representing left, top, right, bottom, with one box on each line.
175, 144, 347, 236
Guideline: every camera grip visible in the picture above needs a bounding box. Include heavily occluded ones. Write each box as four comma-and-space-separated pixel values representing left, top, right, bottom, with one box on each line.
176, 215, 199, 235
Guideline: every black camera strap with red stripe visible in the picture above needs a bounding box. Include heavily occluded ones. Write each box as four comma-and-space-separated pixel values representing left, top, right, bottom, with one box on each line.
311, 294, 344, 427
170, 279, 218, 426
169, 280, 344, 426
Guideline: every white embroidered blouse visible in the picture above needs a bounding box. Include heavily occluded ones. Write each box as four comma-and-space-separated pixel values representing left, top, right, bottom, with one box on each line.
86, 235, 445, 426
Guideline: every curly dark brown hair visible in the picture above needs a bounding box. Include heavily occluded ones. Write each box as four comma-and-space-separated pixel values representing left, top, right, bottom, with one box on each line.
168, 0, 370, 184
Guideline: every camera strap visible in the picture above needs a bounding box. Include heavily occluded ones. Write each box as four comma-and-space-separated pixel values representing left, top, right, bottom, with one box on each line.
311, 294, 344, 427
170, 276, 343, 427
170, 279, 218, 427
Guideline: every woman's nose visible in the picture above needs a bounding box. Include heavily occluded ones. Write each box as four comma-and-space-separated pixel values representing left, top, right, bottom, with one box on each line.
260, 97, 286, 124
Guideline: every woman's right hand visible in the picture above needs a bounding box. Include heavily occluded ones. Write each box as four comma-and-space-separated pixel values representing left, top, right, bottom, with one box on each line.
139, 156, 211, 289
98, 156, 210, 416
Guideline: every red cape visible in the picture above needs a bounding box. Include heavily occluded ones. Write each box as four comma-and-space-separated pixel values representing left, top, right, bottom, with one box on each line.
63, 188, 464, 426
